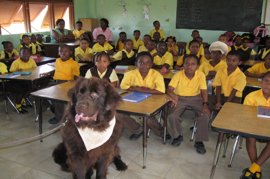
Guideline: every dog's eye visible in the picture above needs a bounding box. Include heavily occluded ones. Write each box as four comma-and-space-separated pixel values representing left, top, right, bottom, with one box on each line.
90, 92, 99, 99
80, 87, 86, 94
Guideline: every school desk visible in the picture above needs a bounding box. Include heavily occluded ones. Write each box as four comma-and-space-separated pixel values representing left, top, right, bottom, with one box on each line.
36, 56, 56, 66
43, 41, 80, 58
31, 80, 170, 168
0, 64, 55, 113
210, 102, 270, 179
246, 77, 262, 88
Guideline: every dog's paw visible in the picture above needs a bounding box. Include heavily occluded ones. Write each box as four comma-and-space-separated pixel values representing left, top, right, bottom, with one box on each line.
113, 156, 128, 171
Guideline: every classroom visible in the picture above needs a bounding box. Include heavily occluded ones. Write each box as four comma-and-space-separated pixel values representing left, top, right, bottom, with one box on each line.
0, 0, 270, 178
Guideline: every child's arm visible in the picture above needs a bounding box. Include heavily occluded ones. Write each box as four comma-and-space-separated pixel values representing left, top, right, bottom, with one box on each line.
244, 71, 264, 78
200, 89, 211, 117
167, 86, 178, 107
226, 89, 238, 102
215, 86, 222, 110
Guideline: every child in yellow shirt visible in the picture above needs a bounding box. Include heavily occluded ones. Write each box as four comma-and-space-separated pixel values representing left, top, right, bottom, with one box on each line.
0, 41, 19, 68
240, 72, 270, 179
258, 37, 270, 60
30, 34, 42, 54
73, 21, 85, 40
17, 34, 36, 55
245, 52, 270, 78
119, 52, 166, 140
145, 39, 157, 56
75, 38, 93, 62
165, 36, 179, 56
149, 20, 165, 41
85, 52, 119, 87
132, 30, 144, 51
92, 34, 114, 55
138, 34, 151, 53
167, 54, 210, 154
153, 41, 173, 70
115, 32, 126, 51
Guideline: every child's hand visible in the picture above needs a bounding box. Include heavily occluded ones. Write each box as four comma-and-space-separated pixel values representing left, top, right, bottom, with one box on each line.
202, 105, 211, 117
215, 102, 222, 110
170, 98, 178, 108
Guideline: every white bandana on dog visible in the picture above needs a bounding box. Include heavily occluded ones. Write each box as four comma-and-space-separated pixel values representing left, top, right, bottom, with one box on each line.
77, 116, 116, 151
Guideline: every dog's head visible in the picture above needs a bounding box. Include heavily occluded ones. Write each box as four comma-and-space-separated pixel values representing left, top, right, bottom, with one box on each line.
67, 77, 121, 129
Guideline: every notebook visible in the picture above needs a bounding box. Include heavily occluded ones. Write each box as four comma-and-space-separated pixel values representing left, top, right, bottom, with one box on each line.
122, 92, 152, 103
257, 106, 270, 119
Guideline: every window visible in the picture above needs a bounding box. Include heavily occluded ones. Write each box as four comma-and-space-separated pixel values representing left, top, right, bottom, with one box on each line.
0, 0, 74, 35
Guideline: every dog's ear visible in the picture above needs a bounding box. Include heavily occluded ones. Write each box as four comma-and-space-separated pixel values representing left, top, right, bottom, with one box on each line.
103, 80, 122, 111
68, 77, 85, 104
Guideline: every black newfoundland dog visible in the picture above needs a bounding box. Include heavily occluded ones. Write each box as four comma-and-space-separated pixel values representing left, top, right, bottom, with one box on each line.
52, 77, 127, 179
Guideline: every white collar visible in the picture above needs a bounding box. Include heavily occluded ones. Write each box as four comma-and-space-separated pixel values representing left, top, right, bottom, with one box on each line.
77, 116, 116, 151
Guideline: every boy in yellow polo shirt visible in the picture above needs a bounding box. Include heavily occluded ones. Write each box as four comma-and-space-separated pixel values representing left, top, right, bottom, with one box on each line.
119, 52, 166, 140
149, 20, 165, 41
153, 41, 173, 70
212, 51, 246, 110
167, 54, 210, 154
132, 30, 144, 51
73, 21, 85, 40
185, 30, 204, 56
9, 47, 37, 113
240, 72, 270, 179
245, 52, 270, 78
17, 34, 36, 55
75, 38, 93, 62
92, 34, 114, 55
115, 31, 126, 51
199, 41, 228, 80
138, 34, 151, 53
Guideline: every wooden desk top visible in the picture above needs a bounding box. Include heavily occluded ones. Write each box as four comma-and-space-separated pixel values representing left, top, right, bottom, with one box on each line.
212, 102, 270, 139
0, 64, 54, 81
44, 41, 80, 46
31, 81, 170, 116
37, 57, 56, 66
246, 77, 262, 88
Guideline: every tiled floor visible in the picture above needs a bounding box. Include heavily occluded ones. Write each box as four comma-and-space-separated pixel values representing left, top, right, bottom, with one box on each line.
0, 103, 269, 179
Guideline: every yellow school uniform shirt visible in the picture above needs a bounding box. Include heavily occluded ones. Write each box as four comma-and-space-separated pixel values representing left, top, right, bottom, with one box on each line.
120, 68, 165, 93
75, 47, 93, 61
85, 68, 119, 83
247, 62, 270, 74
32, 43, 42, 53
169, 70, 207, 96
9, 57, 37, 72
186, 43, 204, 56
149, 28, 165, 40
92, 42, 113, 53
73, 29, 85, 39
116, 40, 125, 51
212, 67, 246, 97
244, 89, 270, 106
132, 38, 144, 50
199, 60, 227, 76
17, 43, 36, 55
138, 45, 148, 53
0, 62, 8, 74
176, 53, 207, 67
153, 51, 173, 69
258, 48, 270, 60
0, 49, 19, 60
53, 58, 80, 80
112, 49, 135, 61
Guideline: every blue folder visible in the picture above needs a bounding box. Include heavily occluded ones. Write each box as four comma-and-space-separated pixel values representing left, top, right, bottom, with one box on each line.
13, 71, 32, 76
122, 92, 152, 103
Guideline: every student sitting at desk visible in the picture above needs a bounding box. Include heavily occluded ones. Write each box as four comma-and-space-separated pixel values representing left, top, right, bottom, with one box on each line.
257, 37, 270, 61
0, 41, 19, 67
85, 52, 118, 87
245, 52, 270, 78
73, 21, 85, 40
240, 72, 270, 179
119, 52, 166, 140
30, 34, 42, 55
145, 39, 157, 56
17, 34, 36, 55
149, 20, 165, 41
9, 47, 37, 113
239, 37, 257, 62
185, 30, 205, 56
92, 34, 114, 55
132, 30, 144, 52
199, 41, 228, 80
115, 31, 127, 51
111, 39, 136, 67
153, 41, 173, 70
51, 19, 75, 43
137, 34, 151, 53
75, 38, 93, 62
49, 44, 80, 124
165, 36, 179, 57
175, 40, 207, 69
167, 54, 210, 154
212, 50, 246, 111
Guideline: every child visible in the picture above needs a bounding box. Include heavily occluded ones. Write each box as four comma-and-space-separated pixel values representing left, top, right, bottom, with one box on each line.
165, 36, 179, 56
219, 34, 231, 52
17, 34, 36, 55
30, 34, 42, 54
132, 30, 144, 51
245, 52, 270, 78
176, 40, 207, 69
204, 45, 211, 60
185, 30, 205, 56
153, 31, 161, 43
92, 34, 114, 55
167, 54, 210, 154
36, 34, 45, 54
258, 37, 270, 60
199, 41, 228, 80
0, 41, 19, 67
240, 37, 257, 61
73, 21, 85, 40
212, 50, 246, 111
153, 41, 173, 70
111, 39, 136, 67
115, 31, 127, 51
145, 39, 157, 56
138, 34, 151, 53
85, 52, 119, 87
50, 44, 80, 124
240, 72, 270, 179
9, 47, 37, 113
119, 52, 166, 140
149, 20, 165, 41
75, 38, 93, 62
231, 35, 242, 51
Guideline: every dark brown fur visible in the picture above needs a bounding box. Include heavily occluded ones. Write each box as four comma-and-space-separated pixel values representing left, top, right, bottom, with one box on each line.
53, 77, 127, 179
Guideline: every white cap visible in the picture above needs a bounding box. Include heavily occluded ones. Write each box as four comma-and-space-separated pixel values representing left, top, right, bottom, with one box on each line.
209, 41, 229, 55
